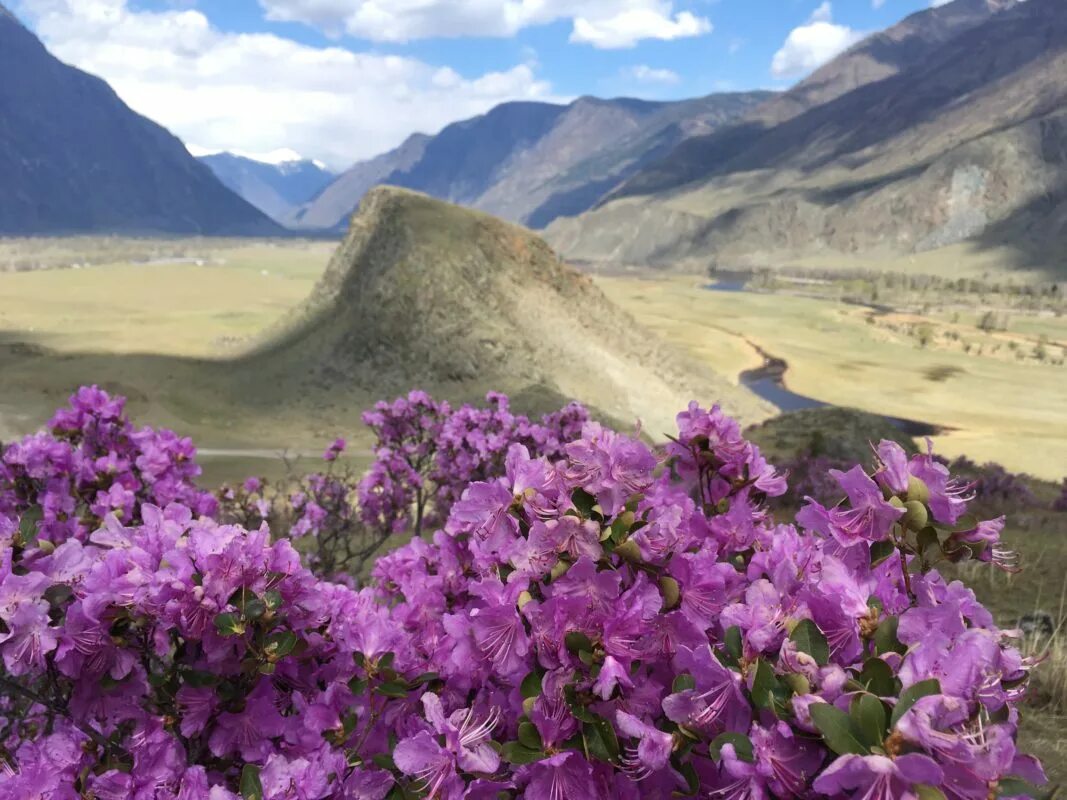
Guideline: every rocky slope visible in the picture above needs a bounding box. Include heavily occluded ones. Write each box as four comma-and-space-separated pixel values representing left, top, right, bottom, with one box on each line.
249, 187, 773, 434
547, 0, 1067, 278
291, 93, 773, 232
199, 153, 334, 224
0, 5, 279, 235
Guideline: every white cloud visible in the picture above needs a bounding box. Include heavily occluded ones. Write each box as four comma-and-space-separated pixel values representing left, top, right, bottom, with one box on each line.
259, 0, 712, 49
623, 64, 681, 84
770, 2, 864, 78
14, 0, 557, 170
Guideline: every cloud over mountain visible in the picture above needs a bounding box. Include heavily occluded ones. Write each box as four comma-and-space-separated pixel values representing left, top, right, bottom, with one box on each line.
14, 0, 557, 170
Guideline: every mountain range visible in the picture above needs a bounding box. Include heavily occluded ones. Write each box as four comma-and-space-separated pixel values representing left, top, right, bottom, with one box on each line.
546, 0, 1067, 277
0, 4, 278, 236
198, 153, 334, 225
290, 93, 774, 232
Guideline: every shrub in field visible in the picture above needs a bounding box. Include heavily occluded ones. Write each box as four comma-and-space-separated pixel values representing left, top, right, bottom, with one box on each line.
0, 388, 1049, 799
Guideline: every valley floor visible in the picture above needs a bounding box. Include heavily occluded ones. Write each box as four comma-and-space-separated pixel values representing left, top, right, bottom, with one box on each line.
596, 275, 1067, 481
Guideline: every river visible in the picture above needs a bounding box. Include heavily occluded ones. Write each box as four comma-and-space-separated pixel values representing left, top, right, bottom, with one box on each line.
705, 278, 944, 437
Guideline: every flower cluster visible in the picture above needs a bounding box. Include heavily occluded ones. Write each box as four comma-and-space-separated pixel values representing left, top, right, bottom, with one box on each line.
0, 385, 216, 553
0, 389, 1047, 799
359, 391, 588, 538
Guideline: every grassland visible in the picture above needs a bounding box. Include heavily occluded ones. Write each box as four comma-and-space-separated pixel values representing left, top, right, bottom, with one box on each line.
0, 238, 361, 477
597, 275, 1067, 481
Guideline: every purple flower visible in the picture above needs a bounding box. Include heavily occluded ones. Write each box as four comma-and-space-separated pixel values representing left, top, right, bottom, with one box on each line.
616, 711, 673, 778
798, 465, 904, 547
813, 753, 943, 800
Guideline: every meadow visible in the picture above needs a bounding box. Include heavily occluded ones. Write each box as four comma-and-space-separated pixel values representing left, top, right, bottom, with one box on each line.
596, 275, 1067, 481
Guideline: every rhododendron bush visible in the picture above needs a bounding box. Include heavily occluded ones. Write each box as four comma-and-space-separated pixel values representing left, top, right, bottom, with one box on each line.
0, 387, 1049, 799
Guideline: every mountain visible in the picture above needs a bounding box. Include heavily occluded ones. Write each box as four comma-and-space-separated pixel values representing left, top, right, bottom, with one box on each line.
288, 133, 431, 230
198, 153, 334, 224
248, 187, 773, 434
547, 0, 1067, 278
0, 6, 279, 235
291, 92, 774, 232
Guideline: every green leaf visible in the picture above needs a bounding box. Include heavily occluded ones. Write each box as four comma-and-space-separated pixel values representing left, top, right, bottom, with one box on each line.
916, 786, 948, 800
749, 659, 780, 711
672, 673, 697, 693
565, 631, 593, 656
874, 616, 905, 656
520, 671, 543, 700
408, 672, 439, 689
374, 681, 410, 699
44, 584, 74, 608
370, 753, 396, 771
500, 742, 546, 765
917, 527, 941, 561
857, 658, 897, 697
264, 631, 298, 659
809, 703, 870, 756
18, 506, 43, 545
244, 598, 267, 620
709, 732, 754, 763
213, 612, 244, 638
240, 765, 263, 800
995, 777, 1056, 799
850, 694, 888, 748
790, 619, 830, 666
347, 677, 368, 695
517, 721, 542, 750
582, 718, 620, 764
570, 489, 597, 518
890, 679, 941, 729
869, 539, 896, 567
677, 760, 700, 796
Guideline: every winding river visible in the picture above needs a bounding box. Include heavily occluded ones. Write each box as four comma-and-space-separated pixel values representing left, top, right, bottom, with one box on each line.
705, 277, 945, 437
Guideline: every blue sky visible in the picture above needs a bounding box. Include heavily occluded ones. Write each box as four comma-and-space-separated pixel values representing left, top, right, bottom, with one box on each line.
15, 0, 941, 168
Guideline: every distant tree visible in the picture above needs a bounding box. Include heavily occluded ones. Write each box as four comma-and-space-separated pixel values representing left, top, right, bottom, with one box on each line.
915, 323, 935, 348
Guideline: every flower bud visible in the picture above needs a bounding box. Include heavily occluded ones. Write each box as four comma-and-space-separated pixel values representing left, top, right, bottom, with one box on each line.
901, 500, 928, 531
614, 540, 642, 564
782, 673, 811, 695
659, 577, 681, 610
906, 475, 930, 504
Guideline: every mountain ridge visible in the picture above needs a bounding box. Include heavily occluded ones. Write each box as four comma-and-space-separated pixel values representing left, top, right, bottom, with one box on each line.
291, 91, 774, 232
546, 0, 1067, 278
0, 6, 279, 235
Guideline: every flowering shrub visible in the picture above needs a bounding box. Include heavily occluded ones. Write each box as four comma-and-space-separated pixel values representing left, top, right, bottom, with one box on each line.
0, 385, 217, 552
1051, 480, 1067, 513
0, 389, 1049, 799
359, 391, 587, 538
216, 393, 589, 579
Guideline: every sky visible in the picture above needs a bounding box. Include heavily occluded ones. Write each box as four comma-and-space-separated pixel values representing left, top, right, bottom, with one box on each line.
12, 0, 946, 171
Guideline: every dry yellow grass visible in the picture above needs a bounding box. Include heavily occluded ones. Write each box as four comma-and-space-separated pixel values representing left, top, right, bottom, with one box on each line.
0, 241, 334, 356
